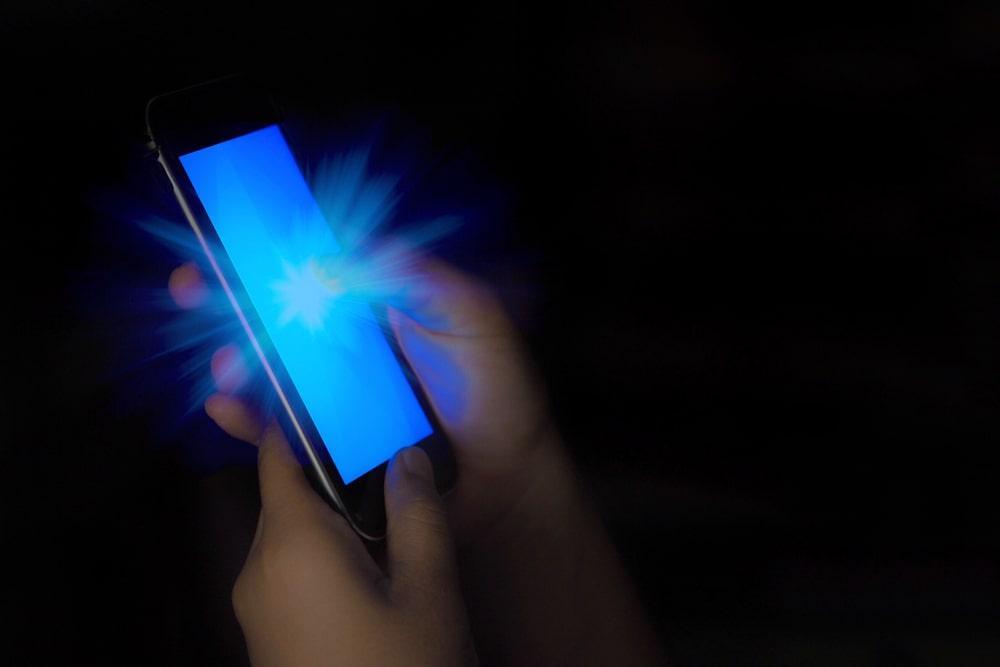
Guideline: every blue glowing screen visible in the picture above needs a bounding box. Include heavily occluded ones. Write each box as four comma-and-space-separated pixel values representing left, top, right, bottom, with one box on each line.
179, 125, 433, 483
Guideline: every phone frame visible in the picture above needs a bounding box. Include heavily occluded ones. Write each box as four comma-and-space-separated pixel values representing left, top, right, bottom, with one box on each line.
145, 75, 456, 540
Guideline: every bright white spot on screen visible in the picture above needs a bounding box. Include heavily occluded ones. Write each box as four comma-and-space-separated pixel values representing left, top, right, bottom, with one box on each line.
272, 258, 345, 332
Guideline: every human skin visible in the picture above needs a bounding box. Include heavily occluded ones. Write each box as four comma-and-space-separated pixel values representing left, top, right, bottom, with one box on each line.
169, 258, 664, 665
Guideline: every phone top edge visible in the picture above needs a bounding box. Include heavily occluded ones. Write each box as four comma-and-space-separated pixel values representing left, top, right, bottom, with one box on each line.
145, 73, 247, 137
146, 74, 282, 157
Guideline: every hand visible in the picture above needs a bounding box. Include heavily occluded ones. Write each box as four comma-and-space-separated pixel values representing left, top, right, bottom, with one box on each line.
212, 403, 476, 666
169, 257, 663, 665
170, 257, 557, 547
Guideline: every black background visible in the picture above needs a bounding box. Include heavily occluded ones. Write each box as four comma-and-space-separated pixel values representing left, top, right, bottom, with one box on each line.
4, 1, 1000, 664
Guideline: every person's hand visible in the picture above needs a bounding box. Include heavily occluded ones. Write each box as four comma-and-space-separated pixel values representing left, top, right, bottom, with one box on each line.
210, 402, 476, 666
169, 257, 663, 665
169, 258, 557, 547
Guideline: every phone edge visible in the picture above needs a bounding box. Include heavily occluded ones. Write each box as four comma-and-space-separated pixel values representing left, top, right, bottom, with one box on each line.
152, 145, 387, 542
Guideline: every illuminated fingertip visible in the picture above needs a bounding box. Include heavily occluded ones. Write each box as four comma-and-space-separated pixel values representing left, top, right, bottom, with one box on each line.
211, 344, 249, 394
203, 393, 228, 420
204, 393, 241, 431
168, 262, 207, 309
205, 393, 263, 445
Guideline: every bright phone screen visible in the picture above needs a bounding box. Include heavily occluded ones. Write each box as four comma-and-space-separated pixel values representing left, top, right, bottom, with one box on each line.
179, 125, 432, 483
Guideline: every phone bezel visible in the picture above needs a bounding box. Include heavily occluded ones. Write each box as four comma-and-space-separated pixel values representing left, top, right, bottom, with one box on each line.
145, 75, 456, 540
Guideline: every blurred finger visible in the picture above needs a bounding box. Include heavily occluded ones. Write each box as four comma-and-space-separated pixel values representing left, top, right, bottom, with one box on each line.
205, 393, 265, 444
255, 421, 319, 518
257, 421, 379, 564
210, 343, 250, 394
168, 262, 207, 309
253, 421, 385, 590
388, 308, 468, 426
391, 258, 511, 336
384, 447, 460, 603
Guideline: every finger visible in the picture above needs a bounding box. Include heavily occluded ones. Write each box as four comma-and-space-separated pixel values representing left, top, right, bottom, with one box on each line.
205, 393, 265, 444
204, 398, 336, 529
210, 344, 250, 394
168, 262, 207, 309
390, 258, 511, 336
388, 308, 468, 426
254, 420, 357, 534
384, 446, 460, 603
252, 421, 386, 591
254, 420, 324, 520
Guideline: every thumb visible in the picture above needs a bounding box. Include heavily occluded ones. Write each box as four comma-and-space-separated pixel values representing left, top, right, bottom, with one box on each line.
388, 307, 468, 428
384, 447, 460, 603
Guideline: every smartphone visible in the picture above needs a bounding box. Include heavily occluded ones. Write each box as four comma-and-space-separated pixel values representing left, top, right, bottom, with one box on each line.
145, 75, 456, 540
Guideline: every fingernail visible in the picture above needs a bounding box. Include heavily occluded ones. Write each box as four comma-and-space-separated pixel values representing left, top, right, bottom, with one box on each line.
399, 446, 433, 482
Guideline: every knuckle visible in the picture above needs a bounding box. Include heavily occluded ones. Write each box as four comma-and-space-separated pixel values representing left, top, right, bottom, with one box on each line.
231, 569, 254, 620
399, 496, 449, 535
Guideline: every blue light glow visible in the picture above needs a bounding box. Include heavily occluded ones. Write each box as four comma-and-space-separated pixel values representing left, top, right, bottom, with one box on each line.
272, 258, 343, 332
179, 125, 433, 483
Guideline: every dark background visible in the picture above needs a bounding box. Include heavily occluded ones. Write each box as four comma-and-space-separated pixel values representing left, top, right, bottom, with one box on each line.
3, 1, 1000, 664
